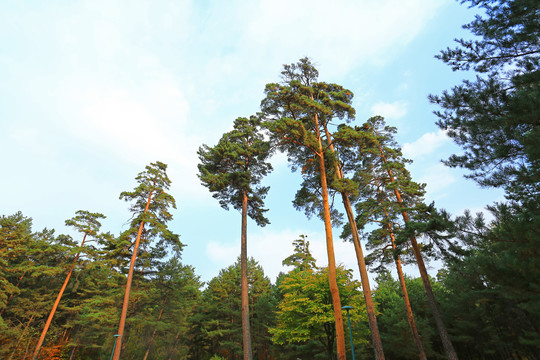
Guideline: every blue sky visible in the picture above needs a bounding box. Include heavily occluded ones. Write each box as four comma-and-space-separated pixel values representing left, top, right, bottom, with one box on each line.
0, 0, 504, 284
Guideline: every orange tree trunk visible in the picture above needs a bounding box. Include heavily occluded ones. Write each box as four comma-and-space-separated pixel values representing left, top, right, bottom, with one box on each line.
377, 143, 458, 360
324, 125, 385, 360
385, 214, 426, 360
315, 114, 346, 360
32, 233, 87, 360
241, 190, 253, 360
112, 190, 154, 360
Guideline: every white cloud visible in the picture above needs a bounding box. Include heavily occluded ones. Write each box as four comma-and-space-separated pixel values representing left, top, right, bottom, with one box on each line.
242, 0, 445, 77
205, 227, 364, 282
402, 129, 450, 159
419, 163, 456, 198
371, 101, 408, 120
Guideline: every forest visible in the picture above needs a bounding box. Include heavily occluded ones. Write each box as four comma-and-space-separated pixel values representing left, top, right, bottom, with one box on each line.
1, 0, 539, 359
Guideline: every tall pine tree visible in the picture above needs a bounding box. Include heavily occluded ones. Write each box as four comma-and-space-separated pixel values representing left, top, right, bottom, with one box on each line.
198, 116, 272, 360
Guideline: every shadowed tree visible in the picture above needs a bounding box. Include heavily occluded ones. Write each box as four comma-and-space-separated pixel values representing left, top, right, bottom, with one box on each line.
198, 116, 272, 360
31, 210, 105, 360
358, 116, 458, 359
429, 0, 539, 200
112, 161, 181, 360
335, 121, 428, 359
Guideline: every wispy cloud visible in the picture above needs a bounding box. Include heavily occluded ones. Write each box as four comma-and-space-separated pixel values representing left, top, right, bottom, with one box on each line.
205, 227, 362, 282
371, 101, 408, 120
402, 129, 450, 160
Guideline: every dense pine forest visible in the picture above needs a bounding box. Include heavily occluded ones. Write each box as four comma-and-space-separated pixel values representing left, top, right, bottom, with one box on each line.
1, 0, 538, 359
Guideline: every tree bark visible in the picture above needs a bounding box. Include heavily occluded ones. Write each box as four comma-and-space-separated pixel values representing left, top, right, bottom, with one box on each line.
112, 189, 154, 360
32, 233, 88, 360
314, 111, 346, 360
324, 124, 385, 360
386, 215, 427, 360
241, 190, 254, 360
375, 140, 458, 360
8, 313, 35, 360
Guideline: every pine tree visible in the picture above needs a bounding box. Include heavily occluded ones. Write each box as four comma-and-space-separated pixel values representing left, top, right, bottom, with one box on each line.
112, 161, 180, 360
198, 116, 272, 360
429, 0, 539, 199
359, 116, 458, 359
31, 210, 105, 360
261, 58, 355, 360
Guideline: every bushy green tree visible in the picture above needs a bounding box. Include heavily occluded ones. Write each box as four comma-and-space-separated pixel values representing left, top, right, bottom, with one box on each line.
189, 258, 274, 360
271, 239, 370, 360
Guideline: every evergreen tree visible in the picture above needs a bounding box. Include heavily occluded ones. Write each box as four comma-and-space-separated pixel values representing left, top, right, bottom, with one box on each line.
190, 258, 273, 360
113, 161, 181, 360
342, 116, 458, 359
429, 0, 540, 199
198, 115, 272, 360
260, 58, 355, 360
31, 210, 105, 360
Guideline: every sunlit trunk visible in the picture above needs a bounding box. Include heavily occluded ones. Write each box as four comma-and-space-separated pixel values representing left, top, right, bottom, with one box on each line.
32, 233, 88, 360
112, 189, 155, 360
324, 124, 385, 360
314, 110, 346, 360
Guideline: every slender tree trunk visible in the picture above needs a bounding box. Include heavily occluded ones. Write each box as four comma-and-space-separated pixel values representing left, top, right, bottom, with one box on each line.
68, 343, 78, 360
241, 190, 254, 360
112, 189, 155, 360
8, 313, 35, 360
313, 111, 346, 360
32, 233, 88, 360
386, 217, 427, 360
323, 125, 385, 360
375, 140, 458, 360
167, 331, 181, 360
142, 288, 170, 360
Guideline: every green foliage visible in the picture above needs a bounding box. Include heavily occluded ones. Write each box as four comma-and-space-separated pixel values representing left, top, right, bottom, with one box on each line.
271, 264, 370, 360
120, 161, 181, 253
440, 201, 540, 357
260, 57, 355, 224
189, 258, 274, 360
429, 0, 540, 198
282, 235, 317, 272
198, 116, 273, 226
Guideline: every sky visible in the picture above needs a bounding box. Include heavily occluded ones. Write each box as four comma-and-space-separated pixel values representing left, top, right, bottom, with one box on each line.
0, 0, 505, 285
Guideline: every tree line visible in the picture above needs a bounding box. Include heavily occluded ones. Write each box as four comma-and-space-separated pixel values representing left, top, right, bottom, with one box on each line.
1, 0, 538, 358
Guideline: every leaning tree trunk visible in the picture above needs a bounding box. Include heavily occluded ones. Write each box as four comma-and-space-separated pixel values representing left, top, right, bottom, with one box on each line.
8, 312, 35, 360
324, 125, 385, 360
32, 233, 88, 360
385, 211, 427, 360
112, 189, 155, 360
314, 111, 346, 360
376, 141, 458, 360
241, 190, 254, 360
